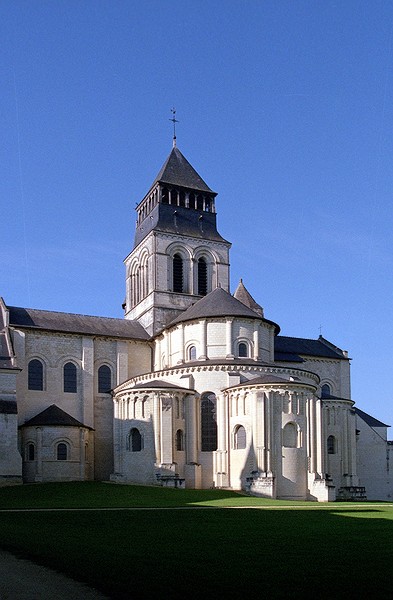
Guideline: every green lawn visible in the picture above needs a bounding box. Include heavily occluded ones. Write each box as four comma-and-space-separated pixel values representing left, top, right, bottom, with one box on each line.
0, 482, 392, 599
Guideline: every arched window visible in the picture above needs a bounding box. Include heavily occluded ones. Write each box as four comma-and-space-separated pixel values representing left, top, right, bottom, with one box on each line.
98, 365, 111, 393
197, 257, 207, 296
131, 261, 140, 307
234, 425, 246, 449
64, 362, 77, 393
238, 342, 248, 358
176, 429, 184, 451
141, 396, 148, 419
26, 443, 35, 461
327, 435, 337, 454
28, 359, 43, 391
321, 384, 331, 398
130, 428, 143, 452
283, 422, 298, 448
201, 392, 217, 451
140, 253, 149, 300
173, 253, 183, 292
56, 442, 68, 461
188, 345, 197, 361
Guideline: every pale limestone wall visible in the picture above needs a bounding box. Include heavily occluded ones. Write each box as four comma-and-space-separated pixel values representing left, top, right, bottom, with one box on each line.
0, 346, 22, 483
12, 327, 151, 482
0, 412, 22, 483
276, 356, 351, 399
20, 425, 92, 483
125, 231, 231, 334
356, 416, 392, 500
155, 316, 276, 371
115, 363, 323, 498
323, 402, 358, 489
112, 391, 188, 485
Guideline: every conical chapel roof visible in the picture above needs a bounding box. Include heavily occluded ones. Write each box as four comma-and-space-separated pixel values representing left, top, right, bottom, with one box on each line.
169, 286, 280, 333
152, 146, 215, 193
233, 279, 264, 317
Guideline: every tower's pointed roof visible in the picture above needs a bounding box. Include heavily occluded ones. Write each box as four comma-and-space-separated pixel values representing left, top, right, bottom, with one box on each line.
152, 147, 215, 193
233, 279, 264, 317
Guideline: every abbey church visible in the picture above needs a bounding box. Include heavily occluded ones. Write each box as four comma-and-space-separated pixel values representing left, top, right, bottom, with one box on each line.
1, 140, 391, 501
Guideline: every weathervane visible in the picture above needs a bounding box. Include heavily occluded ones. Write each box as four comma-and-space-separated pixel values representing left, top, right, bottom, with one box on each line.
169, 107, 179, 147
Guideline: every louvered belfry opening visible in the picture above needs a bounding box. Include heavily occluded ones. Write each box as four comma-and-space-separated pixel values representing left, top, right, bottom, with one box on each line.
173, 253, 183, 292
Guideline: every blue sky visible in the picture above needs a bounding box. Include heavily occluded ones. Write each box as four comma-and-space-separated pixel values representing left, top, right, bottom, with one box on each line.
2, 1, 393, 428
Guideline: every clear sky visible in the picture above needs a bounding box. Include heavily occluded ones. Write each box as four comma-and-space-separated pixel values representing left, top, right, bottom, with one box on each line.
2, 1, 393, 429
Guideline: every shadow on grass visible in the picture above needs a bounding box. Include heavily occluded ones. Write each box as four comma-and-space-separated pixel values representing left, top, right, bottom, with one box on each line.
0, 490, 392, 599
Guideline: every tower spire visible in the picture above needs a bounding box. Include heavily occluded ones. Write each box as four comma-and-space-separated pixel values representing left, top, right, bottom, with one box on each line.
169, 107, 179, 147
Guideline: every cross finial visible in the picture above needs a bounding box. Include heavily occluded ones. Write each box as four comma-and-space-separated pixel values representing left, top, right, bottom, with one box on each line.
169, 107, 179, 147
319, 324, 323, 336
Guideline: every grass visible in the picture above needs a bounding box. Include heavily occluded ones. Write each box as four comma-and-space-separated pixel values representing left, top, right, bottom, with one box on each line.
0, 482, 392, 599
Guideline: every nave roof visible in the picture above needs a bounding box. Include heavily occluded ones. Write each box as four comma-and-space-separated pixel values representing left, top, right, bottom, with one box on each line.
8, 306, 150, 340
275, 335, 348, 361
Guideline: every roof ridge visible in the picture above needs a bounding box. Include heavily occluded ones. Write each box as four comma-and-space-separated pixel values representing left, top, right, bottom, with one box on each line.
9, 305, 128, 321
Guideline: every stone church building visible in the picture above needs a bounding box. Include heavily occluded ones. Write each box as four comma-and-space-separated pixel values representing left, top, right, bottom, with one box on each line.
1, 141, 391, 500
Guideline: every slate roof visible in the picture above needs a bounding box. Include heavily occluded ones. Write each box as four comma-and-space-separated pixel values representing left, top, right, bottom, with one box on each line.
168, 286, 280, 332
226, 374, 296, 389
127, 379, 192, 392
20, 404, 93, 429
354, 407, 390, 428
151, 147, 215, 193
274, 335, 348, 361
8, 306, 150, 340
233, 279, 264, 317
133, 203, 230, 247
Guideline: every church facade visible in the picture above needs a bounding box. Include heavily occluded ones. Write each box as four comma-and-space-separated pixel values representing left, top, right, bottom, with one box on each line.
1, 142, 391, 500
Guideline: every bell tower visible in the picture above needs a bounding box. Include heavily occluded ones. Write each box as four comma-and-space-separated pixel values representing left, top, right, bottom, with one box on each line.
124, 141, 231, 336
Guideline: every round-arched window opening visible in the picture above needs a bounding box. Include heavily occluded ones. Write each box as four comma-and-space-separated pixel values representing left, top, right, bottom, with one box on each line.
238, 343, 248, 358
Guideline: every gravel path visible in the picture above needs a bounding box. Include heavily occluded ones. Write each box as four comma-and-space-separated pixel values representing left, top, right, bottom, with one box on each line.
0, 550, 110, 600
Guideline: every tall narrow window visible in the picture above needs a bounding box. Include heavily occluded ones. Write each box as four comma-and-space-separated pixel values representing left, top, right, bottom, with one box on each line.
234, 425, 247, 449
28, 359, 43, 391
57, 442, 68, 461
176, 429, 184, 451
283, 422, 298, 448
64, 362, 77, 393
238, 342, 248, 357
321, 384, 331, 398
173, 254, 183, 292
327, 435, 336, 454
198, 258, 207, 296
27, 443, 35, 461
201, 392, 217, 451
188, 345, 197, 361
130, 428, 143, 452
98, 365, 111, 393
